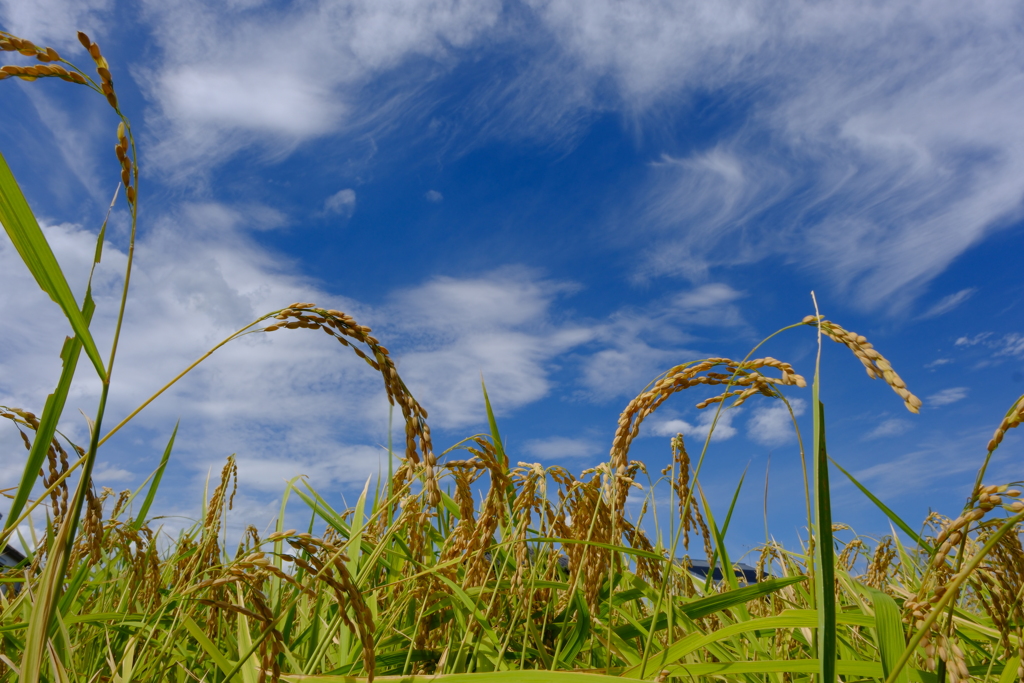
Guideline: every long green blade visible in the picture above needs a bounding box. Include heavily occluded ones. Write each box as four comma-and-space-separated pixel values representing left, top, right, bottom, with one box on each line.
812, 310, 837, 683
829, 456, 929, 550
870, 589, 910, 683
281, 671, 636, 682
622, 606, 872, 675
2, 297, 92, 537
131, 421, 177, 529
0, 151, 106, 380
614, 576, 807, 639
481, 377, 516, 511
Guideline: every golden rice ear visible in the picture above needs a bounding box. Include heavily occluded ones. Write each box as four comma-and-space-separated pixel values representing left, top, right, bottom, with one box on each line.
805, 317, 923, 413
259, 304, 439, 506
986, 395, 1024, 452
610, 356, 806, 522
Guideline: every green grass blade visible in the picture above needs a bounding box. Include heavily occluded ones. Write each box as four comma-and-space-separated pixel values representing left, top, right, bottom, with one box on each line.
480, 378, 505, 469
720, 461, 747, 539
2, 331, 86, 538
828, 457, 929, 550
0, 150, 106, 379
662, 659, 888, 678
811, 300, 837, 683
480, 378, 516, 511
1000, 656, 1021, 683
20, 508, 74, 682
626, 609, 875, 677
182, 616, 237, 678
553, 591, 590, 665
869, 589, 910, 683
432, 574, 503, 652
281, 671, 635, 682
130, 421, 176, 529
615, 576, 807, 639
679, 575, 807, 620
624, 611, 817, 676
812, 399, 836, 683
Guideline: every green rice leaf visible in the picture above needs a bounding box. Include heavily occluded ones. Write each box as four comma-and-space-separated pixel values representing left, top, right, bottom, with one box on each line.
130, 421, 176, 529
615, 576, 807, 640
869, 588, 910, 683
0, 151, 106, 380
2, 328, 87, 538
829, 456, 929, 550
182, 616, 237, 678
811, 305, 837, 683
1000, 656, 1021, 683
282, 671, 633, 682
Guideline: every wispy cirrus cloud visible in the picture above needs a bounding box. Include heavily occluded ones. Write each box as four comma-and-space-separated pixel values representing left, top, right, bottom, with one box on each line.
137, 0, 504, 177
0, 0, 110, 49
918, 288, 978, 320
864, 418, 913, 441
11, 0, 1013, 320
955, 332, 1024, 359
528, 0, 1024, 311
927, 387, 969, 407
578, 283, 747, 400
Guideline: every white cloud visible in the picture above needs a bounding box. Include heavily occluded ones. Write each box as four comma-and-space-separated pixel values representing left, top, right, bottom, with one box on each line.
864, 418, 913, 441
425, 190, 444, 203
139, 0, 504, 175
91, 463, 136, 484
927, 387, 968, 407
747, 398, 806, 446
522, 436, 598, 461
324, 188, 357, 217
385, 268, 593, 428
578, 283, 746, 399
849, 426, 999, 499
953, 332, 1024, 359
924, 358, 953, 369
22, 0, 1012, 316
0, 210, 393, 506
637, 149, 791, 282
997, 333, 1024, 358
184, 201, 288, 232
649, 408, 739, 443
0, 0, 110, 49
224, 445, 388, 492
918, 288, 978, 319
955, 333, 992, 347
526, 0, 1024, 311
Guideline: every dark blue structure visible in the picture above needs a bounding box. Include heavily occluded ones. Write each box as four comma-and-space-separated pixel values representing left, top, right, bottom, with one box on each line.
0, 513, 28, 575
683, 559, 759, 584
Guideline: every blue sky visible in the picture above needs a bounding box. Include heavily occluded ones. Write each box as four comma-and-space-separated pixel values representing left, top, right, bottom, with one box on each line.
2, 0, 1023, 557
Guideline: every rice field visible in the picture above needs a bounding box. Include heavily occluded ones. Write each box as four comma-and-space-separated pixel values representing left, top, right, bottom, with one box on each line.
2, 29, 1024, 683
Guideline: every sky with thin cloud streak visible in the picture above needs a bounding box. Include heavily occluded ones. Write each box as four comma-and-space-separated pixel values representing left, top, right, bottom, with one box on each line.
2, 0, 1023, 553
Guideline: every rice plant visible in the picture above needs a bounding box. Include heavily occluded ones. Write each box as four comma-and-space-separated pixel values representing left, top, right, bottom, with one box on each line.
2, 30, 1023, 683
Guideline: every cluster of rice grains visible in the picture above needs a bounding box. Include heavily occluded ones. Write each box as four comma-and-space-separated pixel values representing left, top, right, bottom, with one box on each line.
901, 479, 1024, 683
610, 355, 807, 526
803, 315, 923, 413
1, 31, 137, 212
261, 304, 438, 505
0, 33, 85, 83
